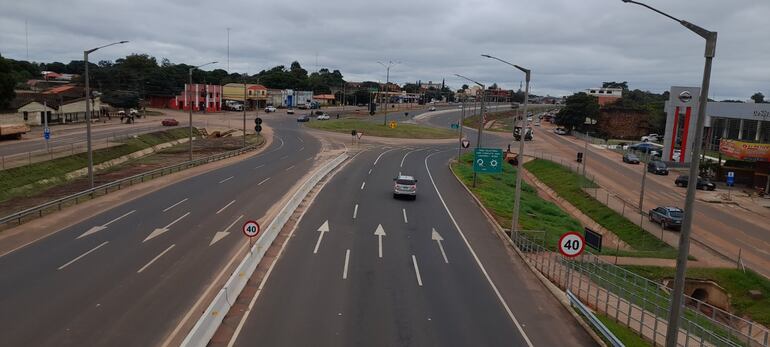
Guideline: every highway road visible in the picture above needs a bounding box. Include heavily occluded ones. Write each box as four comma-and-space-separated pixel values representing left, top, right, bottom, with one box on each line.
229, 141, 595, 345
0, 114, 328, 346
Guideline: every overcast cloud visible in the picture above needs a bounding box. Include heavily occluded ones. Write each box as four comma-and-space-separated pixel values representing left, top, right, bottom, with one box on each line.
0, 0, 768, 99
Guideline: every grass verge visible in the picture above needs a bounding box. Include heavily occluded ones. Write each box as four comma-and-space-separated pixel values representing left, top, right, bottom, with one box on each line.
305, 118, 456, 139
595, 313, 652, 347
525, 159, 678, 259
0, 128, 198, 203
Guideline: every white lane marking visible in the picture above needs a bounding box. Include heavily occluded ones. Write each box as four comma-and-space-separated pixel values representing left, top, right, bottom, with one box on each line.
368, 168, 372, 175
403, 208, 408, 223
254, 164, 265, 169
299, 146, 305, 152
58, 241, 109, 270
258, 177, 271, 185
211, 215, 243, 246
373, 147, 399, 166
360, 181, 366, 190
342, 249, 351, 279
297, 136, 304, 143
313, 220, 330, 254
374, 224, 386, 258
412, 255, 423, 286
77, 210, 136, 239
280, 155, 289, 160
424, 150, 534, 347
285, 165, 295, 171
216, 200, 236, 215
137, 244, 175, 273
432, 228, 449, 264
352, 204, 359, 219
400, 148, 425, 168
218, 176, 234, 184
143, 212, 190, 242
162, 198, 188, 212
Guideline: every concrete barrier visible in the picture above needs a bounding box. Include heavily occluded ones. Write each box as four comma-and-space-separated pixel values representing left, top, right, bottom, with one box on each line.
181, 153, 349, 347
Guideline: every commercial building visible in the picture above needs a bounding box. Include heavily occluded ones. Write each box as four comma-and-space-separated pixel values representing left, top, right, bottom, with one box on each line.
16, 96, 105, 125
265, 89, 314, 108
586, 87, 623, 106
222, 83, 268, 109
169, 84, 222, 112
312, 94, 336, 106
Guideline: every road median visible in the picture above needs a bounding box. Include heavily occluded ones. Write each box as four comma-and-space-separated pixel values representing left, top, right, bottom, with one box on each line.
304, 118, 457, 139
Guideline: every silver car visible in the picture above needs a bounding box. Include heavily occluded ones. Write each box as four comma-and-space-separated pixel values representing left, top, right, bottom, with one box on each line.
393, 175, 417, 199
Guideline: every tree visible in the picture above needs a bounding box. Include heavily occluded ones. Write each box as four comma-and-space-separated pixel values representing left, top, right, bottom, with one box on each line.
102, 90, 140, 122
462, 84, 469, 90
602, 81, 629, 91
555, 92, 599, 132
751, 92, 765, 104
402, 83, 420, 94
489, 83, 498, 90
0, 55, 16, 109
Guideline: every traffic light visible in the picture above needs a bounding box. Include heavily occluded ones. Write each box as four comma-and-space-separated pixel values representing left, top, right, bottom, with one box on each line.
254, 117, 263, 125
255, 125, 263, 133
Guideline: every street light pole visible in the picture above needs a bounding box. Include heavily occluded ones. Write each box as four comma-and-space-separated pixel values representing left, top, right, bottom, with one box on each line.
621, 2, 717, 346
188, 61, 218, 161
455, 74, 485, 187
481, 54, 530, 235
378, 61, 398, 126
84, 40, 128, 188
243, 74, 247, 148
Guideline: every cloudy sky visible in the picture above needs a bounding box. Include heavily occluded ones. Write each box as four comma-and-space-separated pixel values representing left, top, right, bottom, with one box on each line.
0, 0, 768, 99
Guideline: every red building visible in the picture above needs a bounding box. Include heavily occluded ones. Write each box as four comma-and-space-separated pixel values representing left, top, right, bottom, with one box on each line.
148, 84, 223, 111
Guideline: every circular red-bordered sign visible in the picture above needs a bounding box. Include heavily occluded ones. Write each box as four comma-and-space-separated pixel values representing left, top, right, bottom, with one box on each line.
243, 220, 260, 238
558, 231, 585, 258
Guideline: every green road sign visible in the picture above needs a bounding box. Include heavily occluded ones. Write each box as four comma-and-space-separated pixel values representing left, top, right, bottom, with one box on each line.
473, 148, 503, 173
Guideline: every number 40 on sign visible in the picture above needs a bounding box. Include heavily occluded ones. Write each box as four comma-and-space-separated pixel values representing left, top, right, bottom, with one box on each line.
559, 232, 585, 258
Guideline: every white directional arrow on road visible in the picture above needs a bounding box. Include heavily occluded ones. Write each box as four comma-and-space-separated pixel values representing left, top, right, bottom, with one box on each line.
77, 210, 136, 239
210, 215, 243, 246
432, 228, 449, 263
144, 212, 190, 242
374, 224, 386, 258
313, 220, 330, 254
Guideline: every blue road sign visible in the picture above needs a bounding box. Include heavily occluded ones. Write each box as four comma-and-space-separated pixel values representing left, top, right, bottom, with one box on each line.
727, 171, 735, 186
44, 127, 50, 140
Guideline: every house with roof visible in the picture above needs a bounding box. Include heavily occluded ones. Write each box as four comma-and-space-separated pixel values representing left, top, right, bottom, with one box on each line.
312, 94, 337, 106
16, 97, 105, 126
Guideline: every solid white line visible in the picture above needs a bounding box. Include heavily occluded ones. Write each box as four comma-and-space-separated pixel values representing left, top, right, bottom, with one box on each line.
216, 200, 236, 214
137, 244, 175, 273
353, 204, 358, 219
342, 249, 350, 279
218, 176, 234, 184
373, 148, 399, 166
412, 255, 423, 286
360, 181, 366, 190
424, 150, 534, 347
368, 168, 372, 175
400, 148, 425, 168
58, 241, 109, 270
313, 232, 326, 254
299, 146, 305, 152
285, 165, 295, 171
254, 164, 265, 169
403, 208, 408, 223
162, 198, 188, 212
258, 177, 271, 185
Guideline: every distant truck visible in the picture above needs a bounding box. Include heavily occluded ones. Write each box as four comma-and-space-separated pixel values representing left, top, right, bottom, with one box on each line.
0, 123, 30, 140
514, 126, 533, 141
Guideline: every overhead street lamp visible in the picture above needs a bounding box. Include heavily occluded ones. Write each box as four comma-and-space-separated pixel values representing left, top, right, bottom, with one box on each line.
188, 61, 218, 161
621, 1, 717, 346
454, 74, 486, 187
377, 61, 399, 126
482, 54, 531, 236
84, 40, 128, 189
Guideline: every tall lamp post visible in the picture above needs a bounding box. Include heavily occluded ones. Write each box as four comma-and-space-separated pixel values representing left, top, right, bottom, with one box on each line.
454, 74, 485, 187
621, 1, 717, 346
377, 61, 399, 126
188, 61, 218, 161
84, 40, 128, 188
482, 54, 530, 235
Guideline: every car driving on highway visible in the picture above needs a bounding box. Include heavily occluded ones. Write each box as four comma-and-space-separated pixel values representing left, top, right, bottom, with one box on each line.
296, 115, 310, 122
622, 152, 640, 164
674, 175, 716, 190
264, 106, 277, 112
649, 206, 684, 230
393, 175, 417, 199
647, 160, 669, 175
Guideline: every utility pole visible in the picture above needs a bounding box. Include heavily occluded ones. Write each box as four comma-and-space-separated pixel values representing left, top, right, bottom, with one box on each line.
243, 75, 247, 148
188, 61, 218, 161
455, 74, 485, 187
226, 28, 230, 73
378, 61, 399, 126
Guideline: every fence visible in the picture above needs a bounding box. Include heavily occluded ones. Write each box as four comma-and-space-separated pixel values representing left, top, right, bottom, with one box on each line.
512, 230, 770, 347
1, 132, 135, 170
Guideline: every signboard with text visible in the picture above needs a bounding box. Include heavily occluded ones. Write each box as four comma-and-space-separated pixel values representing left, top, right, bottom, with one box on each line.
719, 139, 770, 162
473, 148, 503, 173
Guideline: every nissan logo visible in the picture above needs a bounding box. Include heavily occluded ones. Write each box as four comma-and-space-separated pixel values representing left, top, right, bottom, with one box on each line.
679, 91, 693, 103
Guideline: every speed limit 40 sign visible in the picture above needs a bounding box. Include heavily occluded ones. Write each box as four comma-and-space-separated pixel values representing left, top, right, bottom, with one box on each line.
559, 232, 585, 258
243, 220, 260, 238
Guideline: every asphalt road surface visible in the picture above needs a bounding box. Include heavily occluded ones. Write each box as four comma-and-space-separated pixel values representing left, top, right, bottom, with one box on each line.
0, 115, 325, 346
230, 144, 595, 346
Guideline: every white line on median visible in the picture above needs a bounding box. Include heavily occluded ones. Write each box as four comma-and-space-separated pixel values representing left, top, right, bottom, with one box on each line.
353, 204, 358, 219
258, 177, 271, 185
218, 176, 234, 184
58, 241, 109, 270
342, 249, 351, 279
285, 165, 295, 171
360, 181, 366, 190
162, 198, 188, 212
402, 208, 408, 223
216, 200, 236, 214
412, 255, 423, 286
137, 244, 175, 273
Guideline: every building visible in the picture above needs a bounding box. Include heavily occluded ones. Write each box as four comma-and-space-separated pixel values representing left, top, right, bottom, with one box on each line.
419, 81, 443, 91
222, 83, 268, 109
586, 87, 623, 106
265, 89, 314, 108
313, 94, 336, 106
16, 96, 105, 126
170, 84, 222, 112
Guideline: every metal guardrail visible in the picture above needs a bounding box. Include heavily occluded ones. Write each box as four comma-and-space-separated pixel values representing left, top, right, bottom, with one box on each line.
567, 289, 625, 347
0, 142, 261, 228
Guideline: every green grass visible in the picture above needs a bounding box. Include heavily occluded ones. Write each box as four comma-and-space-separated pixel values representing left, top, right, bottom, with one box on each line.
305, 119, 456, 139
451, 152, 582, 250
524, 159, 678, 259
596, 314, 653, 347
0, 128, 198, 202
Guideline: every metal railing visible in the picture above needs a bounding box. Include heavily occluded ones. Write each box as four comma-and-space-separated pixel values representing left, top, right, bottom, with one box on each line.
567, 289, 625, 347
0, 142, 261, 229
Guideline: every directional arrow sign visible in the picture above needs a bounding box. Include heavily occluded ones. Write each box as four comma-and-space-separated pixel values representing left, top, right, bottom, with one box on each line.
431, 228, 449, 263
77, 210, 136, 239
210, 215, 243, 246
374, 224, 386, 258
313, 220, 330, 254
144, 212, 190, 242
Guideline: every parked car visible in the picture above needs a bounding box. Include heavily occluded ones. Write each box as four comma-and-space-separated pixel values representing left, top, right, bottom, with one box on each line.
297, 104, 309, 110
622, 153, 640, 164
674, 175, 716, 190
647, 161, 669, 175
264, 106, 277, 112
641, 133, 661, 142
428, 106, 436, 111
317, 114, 330, 120
296, 115, 310, 122
627, 142, 662, 154
393, 175, 417, 199
554, 127, 568, 135
287, 108, 295, 114
161, 118, 179, 126
648, 206, 684, 230
130, 108, 139, 116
